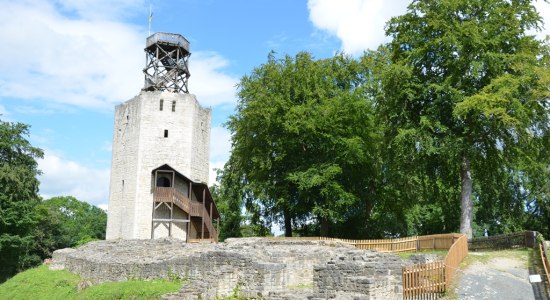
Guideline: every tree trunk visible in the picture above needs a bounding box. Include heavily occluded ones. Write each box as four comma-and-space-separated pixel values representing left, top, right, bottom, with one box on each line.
460, 156, 473, 239
283, 207, 292, 237
319, 216, 329, 237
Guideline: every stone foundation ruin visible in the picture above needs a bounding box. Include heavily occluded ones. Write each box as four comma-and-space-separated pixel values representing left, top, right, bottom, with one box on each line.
51, 238, 411, 299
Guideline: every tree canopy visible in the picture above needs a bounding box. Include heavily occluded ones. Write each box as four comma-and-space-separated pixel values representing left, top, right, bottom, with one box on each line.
226, 52, 381, 237
0, 120, 44, 282
217, 0, 549, 240
379, 0, 550, 238
39, 196, 107, 248
0, 118, 107, 282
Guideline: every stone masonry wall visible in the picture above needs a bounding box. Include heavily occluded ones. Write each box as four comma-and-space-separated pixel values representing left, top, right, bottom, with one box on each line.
106, 91, 210, 240
51, 238, 406, 299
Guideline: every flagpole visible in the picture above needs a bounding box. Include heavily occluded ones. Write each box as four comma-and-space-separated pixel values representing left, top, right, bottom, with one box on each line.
148, 4, 152, 36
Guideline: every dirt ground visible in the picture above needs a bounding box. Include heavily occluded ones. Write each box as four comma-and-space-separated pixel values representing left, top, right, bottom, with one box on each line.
448, 250, 549, 300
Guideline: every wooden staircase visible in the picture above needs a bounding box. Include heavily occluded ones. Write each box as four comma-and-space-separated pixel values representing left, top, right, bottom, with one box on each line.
153, 187, 217, 241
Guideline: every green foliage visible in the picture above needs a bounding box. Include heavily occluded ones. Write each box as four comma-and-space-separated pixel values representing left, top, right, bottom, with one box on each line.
0, 118, 107, 282
211, 162, 244, 241
226, 52, 381, 236
39, 196, 107, 249
0, 119, 44, 282
377, 0, 550, 237
221, 1, 549, 238
0, 265, 182, 300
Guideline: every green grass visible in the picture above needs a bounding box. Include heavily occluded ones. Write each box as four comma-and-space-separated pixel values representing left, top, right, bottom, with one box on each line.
398, 249, 448, 259
460, 248, 531, 268
0, 265, 183, 300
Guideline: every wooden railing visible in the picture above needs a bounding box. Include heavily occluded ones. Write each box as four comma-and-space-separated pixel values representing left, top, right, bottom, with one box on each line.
271, 234, 461, 253
153, 187, 218, 241
402, 261, 445, 299
443, 235, 468, 288
154, 187, 193, 214
191, 202, 218, 241
271, 236, 417, 252
271, 234, 467, 299
347, 236, 418, 252
469, 231, 537, 251
402, 234, 468, 299
540, 242, 550, 288
418, 233, 462, 250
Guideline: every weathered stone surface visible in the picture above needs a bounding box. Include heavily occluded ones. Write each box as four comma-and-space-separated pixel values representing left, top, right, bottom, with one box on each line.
408, 253, 442, 264
106, 91, 211, 240
51, 238, 407, 299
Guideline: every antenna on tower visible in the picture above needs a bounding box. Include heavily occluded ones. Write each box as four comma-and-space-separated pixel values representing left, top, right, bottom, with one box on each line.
148, 4, 153, 36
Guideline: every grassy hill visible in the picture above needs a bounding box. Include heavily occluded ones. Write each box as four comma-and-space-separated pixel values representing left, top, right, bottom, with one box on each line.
0, 265, 182, 300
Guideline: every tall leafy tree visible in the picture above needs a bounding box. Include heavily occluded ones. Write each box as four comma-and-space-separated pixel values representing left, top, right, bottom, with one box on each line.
227, 52, 380, 236
378, 0, 550, 237
0, 119, 43, 282
210, 159, 245, 241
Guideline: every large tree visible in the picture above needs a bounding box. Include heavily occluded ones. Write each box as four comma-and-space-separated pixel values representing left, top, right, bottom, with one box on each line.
227, 52, 380, 236
0, 119, 44, 282
378, 0, 550, 238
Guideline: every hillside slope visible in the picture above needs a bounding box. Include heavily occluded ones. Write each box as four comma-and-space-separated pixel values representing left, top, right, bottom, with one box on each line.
0, 265, 181, 300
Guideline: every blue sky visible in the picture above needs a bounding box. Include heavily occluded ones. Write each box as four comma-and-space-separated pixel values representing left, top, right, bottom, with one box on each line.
1, 0, 548, 210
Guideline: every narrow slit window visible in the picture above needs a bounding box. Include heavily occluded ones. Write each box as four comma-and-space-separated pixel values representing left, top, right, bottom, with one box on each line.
172, 101, 176, 112
164, 130, 168, 138
159, 99, 164, 111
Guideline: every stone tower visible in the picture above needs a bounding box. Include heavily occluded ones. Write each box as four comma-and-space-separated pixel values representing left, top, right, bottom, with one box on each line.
106, 33, 213, 240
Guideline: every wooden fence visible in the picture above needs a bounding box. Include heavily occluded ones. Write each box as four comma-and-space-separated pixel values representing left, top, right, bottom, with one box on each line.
402, 234, 468, 300
271, 235, 436, 253
468, 231, 537, 251
540, 242, 550, 290
272, 233, 468, 299
402, 261, 445, 300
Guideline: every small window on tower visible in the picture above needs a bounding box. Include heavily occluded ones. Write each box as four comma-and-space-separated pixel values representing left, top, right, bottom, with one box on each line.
159, 99, 164, 111
172, 101, 176, 112
164, 130, 168, 138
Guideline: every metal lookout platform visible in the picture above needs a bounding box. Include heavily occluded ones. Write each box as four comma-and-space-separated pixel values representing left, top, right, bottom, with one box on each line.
142, 32, 191, 93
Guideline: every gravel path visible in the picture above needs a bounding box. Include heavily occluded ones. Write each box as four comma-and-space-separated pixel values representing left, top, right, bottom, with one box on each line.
452, 252, 540, 300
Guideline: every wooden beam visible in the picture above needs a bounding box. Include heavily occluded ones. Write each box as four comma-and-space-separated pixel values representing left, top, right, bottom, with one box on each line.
153, 219, 190, 223
201, 188, 205, 240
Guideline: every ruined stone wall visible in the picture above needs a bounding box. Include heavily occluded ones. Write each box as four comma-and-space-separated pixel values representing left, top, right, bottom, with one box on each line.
51, 238, 405, 299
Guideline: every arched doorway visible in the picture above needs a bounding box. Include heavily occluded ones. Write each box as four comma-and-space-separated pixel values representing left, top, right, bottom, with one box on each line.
156, 176, 171, 187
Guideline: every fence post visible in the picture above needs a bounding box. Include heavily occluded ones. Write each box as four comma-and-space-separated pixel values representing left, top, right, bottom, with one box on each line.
525, 231, 536, 248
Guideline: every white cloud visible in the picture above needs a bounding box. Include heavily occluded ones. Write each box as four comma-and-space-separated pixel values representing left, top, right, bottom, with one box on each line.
38, 150, 110, 208
534, 0, 550, 40
0, 0, 238, 111
307, 0, 409, 55
209, 126, 232, 185
210, 126, 232, 161
308, 0, 550, 55
0, 0, 145, 110
0, 104, 9, 120
188, 52, 239, 107
209, 160, 226, 187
